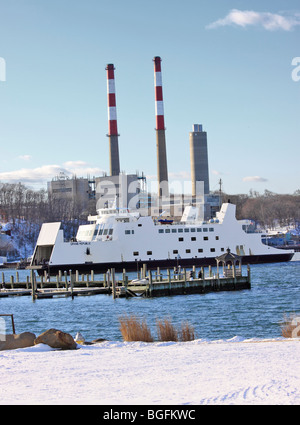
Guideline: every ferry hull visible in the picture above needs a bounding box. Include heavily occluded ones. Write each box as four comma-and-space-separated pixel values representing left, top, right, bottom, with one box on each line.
36, 251, 294, 276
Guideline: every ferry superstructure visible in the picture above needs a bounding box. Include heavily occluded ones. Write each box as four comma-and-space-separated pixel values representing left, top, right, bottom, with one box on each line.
30, 202, 294, 275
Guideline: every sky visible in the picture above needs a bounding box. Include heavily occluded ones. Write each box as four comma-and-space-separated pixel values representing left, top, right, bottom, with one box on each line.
0, 0, 299, 195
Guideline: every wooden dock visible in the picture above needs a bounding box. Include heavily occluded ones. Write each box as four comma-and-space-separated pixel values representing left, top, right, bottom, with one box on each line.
0, 262, 251, 300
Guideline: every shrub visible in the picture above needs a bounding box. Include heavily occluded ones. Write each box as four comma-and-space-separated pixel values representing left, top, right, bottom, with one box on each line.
119, 314, 153, 342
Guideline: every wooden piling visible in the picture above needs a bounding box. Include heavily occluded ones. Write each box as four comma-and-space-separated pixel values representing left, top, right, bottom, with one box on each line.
64, 271, 68, 290
30, 270, 35, 301
167, 268, 171, 294
111, 268, 116, 299
148, 270, 153, 297
69, 270, 74, 299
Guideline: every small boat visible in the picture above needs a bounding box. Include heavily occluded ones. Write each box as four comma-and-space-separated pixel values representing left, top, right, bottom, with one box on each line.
158, 219, 173, 224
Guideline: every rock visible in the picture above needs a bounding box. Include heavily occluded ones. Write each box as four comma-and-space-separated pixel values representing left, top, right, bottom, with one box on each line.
34, 329, 77, 350
0, 332, 36, 351
91, 338, 107, 344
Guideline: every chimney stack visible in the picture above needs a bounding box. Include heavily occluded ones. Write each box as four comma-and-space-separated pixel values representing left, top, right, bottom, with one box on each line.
106, 64, 120, 176
153, 56, 169, 198
189, 124, 210, 198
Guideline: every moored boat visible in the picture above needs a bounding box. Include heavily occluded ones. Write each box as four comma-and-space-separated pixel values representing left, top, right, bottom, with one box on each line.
29, 201, 294, 276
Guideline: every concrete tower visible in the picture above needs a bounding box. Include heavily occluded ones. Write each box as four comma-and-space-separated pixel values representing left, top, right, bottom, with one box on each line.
153, 56, 169, 197
189, 124, 210, 197
106, 64, 120, 176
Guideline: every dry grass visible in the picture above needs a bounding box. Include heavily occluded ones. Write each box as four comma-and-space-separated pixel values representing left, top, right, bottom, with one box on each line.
280, 313, 300, 338
156, 318, 178, 342
119, 314, 153, 342
119, 315, 196, 342
179, 321, 195, 342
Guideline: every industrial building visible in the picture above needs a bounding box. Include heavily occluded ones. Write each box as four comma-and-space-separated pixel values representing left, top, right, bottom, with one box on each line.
47, 173, 95, 210
47, 57, 219, 220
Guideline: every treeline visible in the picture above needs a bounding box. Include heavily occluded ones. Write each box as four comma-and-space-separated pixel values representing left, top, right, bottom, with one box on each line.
220, 189, 300, 229
0, 182, 96, 224
0, 182, 96, 258
1, 182, 299, 229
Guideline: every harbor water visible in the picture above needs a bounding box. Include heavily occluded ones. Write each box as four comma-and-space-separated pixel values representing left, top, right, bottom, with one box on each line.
0, 261, 299, 342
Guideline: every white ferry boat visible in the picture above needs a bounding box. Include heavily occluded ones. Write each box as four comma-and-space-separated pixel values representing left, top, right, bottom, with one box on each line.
29, 201, 294, 275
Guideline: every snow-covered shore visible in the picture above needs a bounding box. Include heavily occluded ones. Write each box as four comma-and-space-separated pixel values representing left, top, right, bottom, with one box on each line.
0, 337, 299, 405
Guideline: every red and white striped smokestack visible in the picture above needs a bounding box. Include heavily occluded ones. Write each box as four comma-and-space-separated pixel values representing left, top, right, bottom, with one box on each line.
106, 64, 118, 136
153, 56, 169, 200
106, 64, 120, 176
154, 56, 165, 131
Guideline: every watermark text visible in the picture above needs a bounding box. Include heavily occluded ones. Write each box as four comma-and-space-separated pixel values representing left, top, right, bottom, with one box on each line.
0, 57, 6, 82
291, 57, 300, 82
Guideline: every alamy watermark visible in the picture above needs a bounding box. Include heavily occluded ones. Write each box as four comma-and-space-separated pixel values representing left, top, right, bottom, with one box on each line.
0, 57, 6, 82
291, 57, 300, 82
291, 316, 300, 338
0, 317, 6, 341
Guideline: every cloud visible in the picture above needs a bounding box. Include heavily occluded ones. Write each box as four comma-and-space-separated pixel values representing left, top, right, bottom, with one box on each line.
207, 9, 300, 31
0, 162, 105, 186
18, 155, 32, 161
243, 176, 268, 183
62, 161, 104, 177
0, 165, 69, 184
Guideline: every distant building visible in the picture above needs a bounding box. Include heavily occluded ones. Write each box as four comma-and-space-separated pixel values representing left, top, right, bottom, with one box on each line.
47, 172, 95, 211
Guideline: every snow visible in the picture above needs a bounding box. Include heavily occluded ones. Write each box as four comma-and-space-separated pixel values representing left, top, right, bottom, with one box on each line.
1, 337, 300, 405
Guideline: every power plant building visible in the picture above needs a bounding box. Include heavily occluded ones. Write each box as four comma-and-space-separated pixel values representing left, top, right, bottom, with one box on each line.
47, 57, 219, 220
189, 124, 210, 196
47, 173, 95, 210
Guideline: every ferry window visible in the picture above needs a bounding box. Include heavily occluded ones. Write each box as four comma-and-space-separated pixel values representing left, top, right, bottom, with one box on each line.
147, 251, 152, 256
203, 228, 208, 232
184, 228, 189, 233
99, 229, 103, 235
125, 230, 130, 235
203, 236, 208, 241
165, 229, 170, 233
191, 237, 196, 241
197, 228, 202, 232
158, 229, 164, 234
198, 248, 203, 253
178, 228, 183, 233
172, 229, 177, 233
191, 228, 196, 232
221, 248, 225, 252
178, 237, 184, 242
210, 248, 215, 252
173, 250, 178, 254
133, 251, 139, 256
209, 228, 214, 232
131, 230, 134, 234
109, 229, 113, 235
215, 236, 219, 240
103, 229, 108, 235
138, 224, 142, 227
186, 249, 191, 253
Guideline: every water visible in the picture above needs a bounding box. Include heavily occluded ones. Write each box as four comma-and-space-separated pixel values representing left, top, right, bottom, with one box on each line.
0, 261, 299, 342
